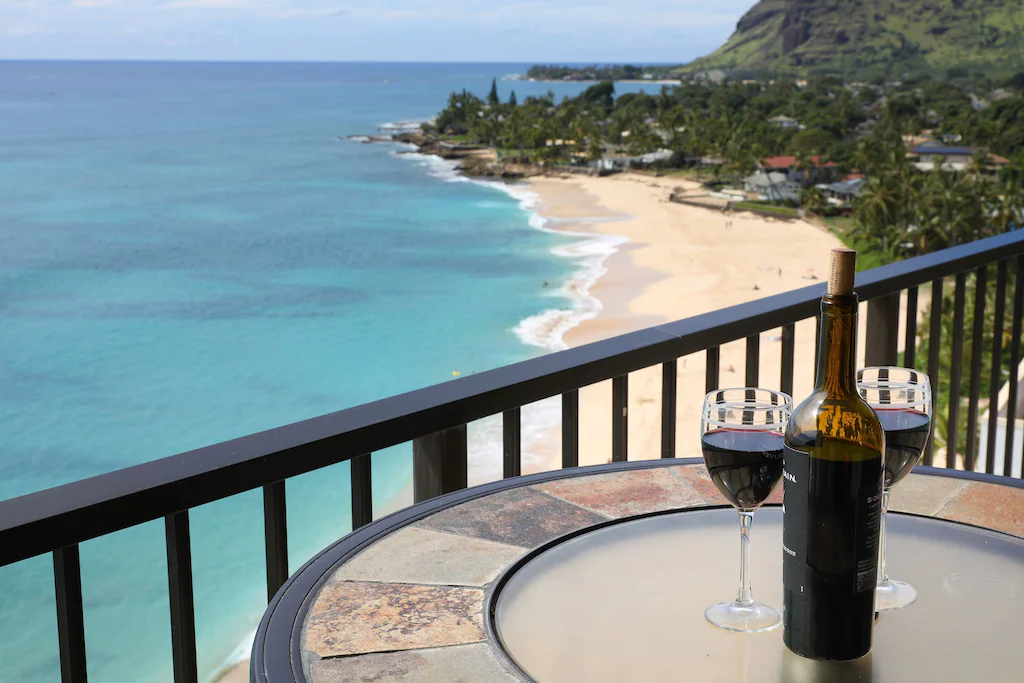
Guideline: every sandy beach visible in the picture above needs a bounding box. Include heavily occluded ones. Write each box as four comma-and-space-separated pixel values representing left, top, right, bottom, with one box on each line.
225, 171, 909, 682
524, 172, 859, 469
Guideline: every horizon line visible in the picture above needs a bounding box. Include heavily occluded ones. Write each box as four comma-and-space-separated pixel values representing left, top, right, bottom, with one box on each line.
0, 57, 687, 66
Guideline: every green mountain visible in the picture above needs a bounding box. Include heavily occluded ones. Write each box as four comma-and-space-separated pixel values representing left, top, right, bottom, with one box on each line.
682, 0, 1024, 79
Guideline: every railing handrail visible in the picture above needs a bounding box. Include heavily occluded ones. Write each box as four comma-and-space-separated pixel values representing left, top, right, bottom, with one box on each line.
2, 229, 1022, 567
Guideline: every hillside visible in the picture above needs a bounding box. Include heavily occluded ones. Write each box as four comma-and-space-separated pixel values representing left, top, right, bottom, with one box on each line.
682, 0, 1024, 79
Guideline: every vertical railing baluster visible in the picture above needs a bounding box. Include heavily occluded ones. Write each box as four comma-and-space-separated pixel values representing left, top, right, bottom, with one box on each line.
986, 261, 1008, 474
924, 278, 944, 466
562, 390, 579, 468
1003, 256, 1024, 477
964, 267, 987, 472
263, 481, 288, 601
745, 334, 760, 387
706, 346, 720, 394
780, 323, 795, 397
946, 273, 967, 469
502, 408, 521, 478
54, 545, 87, 683
351, 453, 373, 529
904, 286, 919, 368
612, 375, 628, 462
165, 512, 198, 683
661, 360, 677, 459
413, 426, 468, 503
865, 293, 900, 366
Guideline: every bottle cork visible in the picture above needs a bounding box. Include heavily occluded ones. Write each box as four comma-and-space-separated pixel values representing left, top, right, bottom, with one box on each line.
828, 248, 856, 296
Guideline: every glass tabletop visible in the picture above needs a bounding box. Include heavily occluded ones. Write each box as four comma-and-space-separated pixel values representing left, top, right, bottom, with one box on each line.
493, 507, 1024, 683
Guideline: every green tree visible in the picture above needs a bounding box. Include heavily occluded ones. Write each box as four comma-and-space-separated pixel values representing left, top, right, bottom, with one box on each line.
508, 90, 517, 107
488, 78, 499, 106
801, 186, 827, 214
581, 81, 615, 114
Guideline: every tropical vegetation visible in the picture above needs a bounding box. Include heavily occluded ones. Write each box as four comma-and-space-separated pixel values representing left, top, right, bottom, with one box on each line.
430, 71, 1024, 462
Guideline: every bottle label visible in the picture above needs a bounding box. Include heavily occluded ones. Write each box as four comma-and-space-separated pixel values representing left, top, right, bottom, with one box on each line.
782, 443, 881, 595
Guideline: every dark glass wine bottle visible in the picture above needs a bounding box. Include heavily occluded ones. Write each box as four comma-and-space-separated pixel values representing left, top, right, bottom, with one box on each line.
782, 248, 885, 661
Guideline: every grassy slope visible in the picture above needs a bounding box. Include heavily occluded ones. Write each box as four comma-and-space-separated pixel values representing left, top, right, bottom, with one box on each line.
681, 0, 1024, 78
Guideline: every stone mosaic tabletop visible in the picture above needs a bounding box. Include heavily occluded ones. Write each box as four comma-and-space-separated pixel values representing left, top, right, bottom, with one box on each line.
291, 462, 1023, 683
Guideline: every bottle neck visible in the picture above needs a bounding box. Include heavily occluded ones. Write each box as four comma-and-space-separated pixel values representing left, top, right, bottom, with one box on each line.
814, 293, 859, 395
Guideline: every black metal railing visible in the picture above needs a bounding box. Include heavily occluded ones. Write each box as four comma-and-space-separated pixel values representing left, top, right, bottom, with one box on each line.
2, 229, 1024, 683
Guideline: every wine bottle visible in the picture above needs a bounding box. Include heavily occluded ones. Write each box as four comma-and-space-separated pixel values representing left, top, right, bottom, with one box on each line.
782, 248, 885, 661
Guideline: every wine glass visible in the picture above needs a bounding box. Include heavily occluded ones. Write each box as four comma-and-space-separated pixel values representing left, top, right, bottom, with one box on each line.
857, 366, 932, 611
701, 387, 792, 632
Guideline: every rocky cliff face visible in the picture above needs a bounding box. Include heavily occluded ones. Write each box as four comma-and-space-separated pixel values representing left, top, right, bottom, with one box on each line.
684, 0, 1024, 77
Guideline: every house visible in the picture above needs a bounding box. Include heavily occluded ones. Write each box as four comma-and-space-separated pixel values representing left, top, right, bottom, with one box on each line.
592, 149, 673, 171
761, 155, 837, 185
903, 133, 936, 148
743, 171, 801, 203
816, 177, 864, 206
969, 94, 990, 110
768, 115, 801, 130
909, 144, 1010, 174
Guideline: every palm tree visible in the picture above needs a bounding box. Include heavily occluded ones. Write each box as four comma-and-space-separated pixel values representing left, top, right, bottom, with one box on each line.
801, 186, 827, 214
854, 176, 902, 253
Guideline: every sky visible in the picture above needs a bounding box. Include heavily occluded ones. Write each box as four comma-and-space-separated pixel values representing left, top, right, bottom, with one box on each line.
0, 0, 755, 62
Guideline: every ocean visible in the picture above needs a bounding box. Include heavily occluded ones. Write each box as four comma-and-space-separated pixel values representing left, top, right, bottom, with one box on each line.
0, 61, 651, 682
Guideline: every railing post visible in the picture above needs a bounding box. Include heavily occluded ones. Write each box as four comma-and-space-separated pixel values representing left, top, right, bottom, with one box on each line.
612, 375, 628, 462
745, 335, 760, 387
562, 391, 579, 468
865, 293, 900, 367
262, 481, 288, 602
413, 425, 468, 503
165, 511, 198, 683
924, 278, 944, 466
947, 273, 968, 469
350, 454, 373, 529
502, 409, 521, 478
661, 361, 677, 459
53, 545, 88, 683
780, 323, 795, 397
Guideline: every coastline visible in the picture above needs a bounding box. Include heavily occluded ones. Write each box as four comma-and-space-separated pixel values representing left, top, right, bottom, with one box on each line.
217, 157, 846, 683
523, 172, 846, 467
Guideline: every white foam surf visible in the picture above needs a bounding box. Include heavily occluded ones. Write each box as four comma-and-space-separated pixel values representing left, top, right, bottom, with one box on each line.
208, 627, 255, 683
378, 119, 428, 133
392, 143, 628, 496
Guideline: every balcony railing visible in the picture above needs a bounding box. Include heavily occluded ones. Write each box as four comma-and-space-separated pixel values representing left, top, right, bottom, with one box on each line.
2, 229, 1023, 683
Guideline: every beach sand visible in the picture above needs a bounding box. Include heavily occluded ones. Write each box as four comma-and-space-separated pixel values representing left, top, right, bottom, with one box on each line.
522, 172, 901, 469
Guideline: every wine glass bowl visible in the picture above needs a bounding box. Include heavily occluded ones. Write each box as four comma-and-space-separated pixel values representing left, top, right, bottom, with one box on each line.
857, 366, 932, 611
701, 388, 792, 633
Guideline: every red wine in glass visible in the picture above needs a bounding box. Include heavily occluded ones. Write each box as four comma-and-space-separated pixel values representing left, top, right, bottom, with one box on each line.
701, 429, 785, 509
875, 408, 931, 488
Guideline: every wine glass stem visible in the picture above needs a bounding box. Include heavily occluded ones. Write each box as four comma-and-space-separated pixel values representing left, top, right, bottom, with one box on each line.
736, 509, 754, 606
878, 488, 891, 586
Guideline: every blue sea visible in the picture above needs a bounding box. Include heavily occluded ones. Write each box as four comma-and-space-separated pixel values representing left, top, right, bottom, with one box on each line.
0, 62, 653, 682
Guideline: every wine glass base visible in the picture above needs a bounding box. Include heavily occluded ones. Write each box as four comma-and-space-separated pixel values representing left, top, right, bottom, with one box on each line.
876, 579, 917, 611
704, 600, 782, 633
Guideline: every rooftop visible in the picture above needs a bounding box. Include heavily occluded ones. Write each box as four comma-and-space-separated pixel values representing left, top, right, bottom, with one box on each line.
762, 155, 836, 170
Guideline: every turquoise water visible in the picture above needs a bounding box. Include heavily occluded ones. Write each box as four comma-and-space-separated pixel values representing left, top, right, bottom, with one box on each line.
0, 62, 651, 682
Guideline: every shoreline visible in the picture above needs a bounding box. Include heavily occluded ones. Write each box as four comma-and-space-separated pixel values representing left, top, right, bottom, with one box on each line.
218, 153, 845, 683
523, 172, 845, 467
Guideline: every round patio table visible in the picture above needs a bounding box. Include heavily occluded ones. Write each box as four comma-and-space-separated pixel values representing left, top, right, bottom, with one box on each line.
250, 459, 1024, 683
